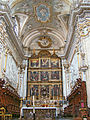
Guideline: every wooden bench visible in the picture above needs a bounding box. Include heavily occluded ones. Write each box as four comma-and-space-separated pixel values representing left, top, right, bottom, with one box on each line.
0, 107, 12, 120
73, 117, 82, 120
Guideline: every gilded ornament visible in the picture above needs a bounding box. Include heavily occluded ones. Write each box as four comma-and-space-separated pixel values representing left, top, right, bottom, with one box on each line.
38, 36, 52, 48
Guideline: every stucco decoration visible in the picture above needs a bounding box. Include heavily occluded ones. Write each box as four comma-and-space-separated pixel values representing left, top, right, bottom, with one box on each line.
38, 36, 52, 48
78, 19, 90, 37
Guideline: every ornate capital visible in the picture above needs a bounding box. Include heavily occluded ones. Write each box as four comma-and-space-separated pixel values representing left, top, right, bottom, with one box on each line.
77, 20, 90, 37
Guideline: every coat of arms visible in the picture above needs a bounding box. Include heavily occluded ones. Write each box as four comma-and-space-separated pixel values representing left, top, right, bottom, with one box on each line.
35, 4, 50, 23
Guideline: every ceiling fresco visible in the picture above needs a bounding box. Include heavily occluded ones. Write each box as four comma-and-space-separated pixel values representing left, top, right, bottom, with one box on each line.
3, 0, 73, 56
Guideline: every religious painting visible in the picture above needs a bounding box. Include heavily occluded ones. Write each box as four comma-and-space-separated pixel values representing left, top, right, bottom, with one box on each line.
31, 59, 39, 68
51, 71, 59, 80
41, 71, 49, 81
30, 71, 39, 81
41, 59, 49, 68
51, 59, 59, 68
35, 4, 50, 23
40, 85, 49, 98
30, 85, 39, 97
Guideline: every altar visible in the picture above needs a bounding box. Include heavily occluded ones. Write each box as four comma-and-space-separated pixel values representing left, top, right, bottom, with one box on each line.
21, 107, 57, 119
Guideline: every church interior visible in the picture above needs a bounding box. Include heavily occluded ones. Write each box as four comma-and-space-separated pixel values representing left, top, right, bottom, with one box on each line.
0, 0, 90, 120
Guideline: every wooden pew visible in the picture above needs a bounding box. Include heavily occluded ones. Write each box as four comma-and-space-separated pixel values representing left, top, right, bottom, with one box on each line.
0, 107, 12, 120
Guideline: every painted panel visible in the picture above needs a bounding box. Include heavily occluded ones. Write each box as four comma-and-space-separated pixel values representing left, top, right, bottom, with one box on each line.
41, 59, 49, 68
40, 85, 49, 98
41, 71, 49, 81
30, 71, 39, 81
51, 71, 59, 80
51, 59, 59, 68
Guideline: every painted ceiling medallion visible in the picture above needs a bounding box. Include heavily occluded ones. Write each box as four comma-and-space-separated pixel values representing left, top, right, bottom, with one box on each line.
35, 3, 51, 23
38, 36, 52, 48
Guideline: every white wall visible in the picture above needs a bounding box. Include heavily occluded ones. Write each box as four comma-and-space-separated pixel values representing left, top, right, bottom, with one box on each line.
5, 53, 18, 88
83, 34, 90, 108
0, 19, 27, 98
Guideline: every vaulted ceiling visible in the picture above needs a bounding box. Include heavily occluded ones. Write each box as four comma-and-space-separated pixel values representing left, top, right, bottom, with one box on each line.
3, 0, 74, 56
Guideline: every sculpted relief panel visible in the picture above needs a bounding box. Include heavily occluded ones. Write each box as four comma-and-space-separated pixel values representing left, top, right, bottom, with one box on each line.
78, 17, 90, 37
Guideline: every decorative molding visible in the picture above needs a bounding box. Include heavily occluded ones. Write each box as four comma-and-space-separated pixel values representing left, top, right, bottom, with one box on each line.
64, 3, 90, 59
0, 3, 24, 65
10, 0, 25, 8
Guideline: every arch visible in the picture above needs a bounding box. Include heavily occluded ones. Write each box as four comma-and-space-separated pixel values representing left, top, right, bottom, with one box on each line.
22, 27, 65, 48
38, 50, 51, 57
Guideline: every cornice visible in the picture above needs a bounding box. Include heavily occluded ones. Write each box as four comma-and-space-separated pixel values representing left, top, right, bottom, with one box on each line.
0, 3, 24, 65
64, 3, 90, 59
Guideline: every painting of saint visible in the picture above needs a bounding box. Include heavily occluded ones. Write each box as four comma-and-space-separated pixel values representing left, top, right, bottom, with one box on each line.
41, 71, 49, 81
51, 71, 59, 80
30, 71, 39, 81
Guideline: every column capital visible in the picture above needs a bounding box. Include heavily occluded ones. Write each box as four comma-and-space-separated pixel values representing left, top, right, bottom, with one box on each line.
63, 63, 69, 70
